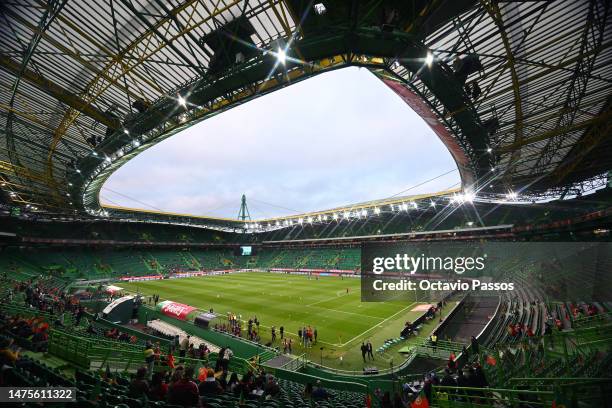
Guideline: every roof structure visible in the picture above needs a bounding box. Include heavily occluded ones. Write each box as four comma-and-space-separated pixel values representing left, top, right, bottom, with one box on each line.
0, 0, 610, 230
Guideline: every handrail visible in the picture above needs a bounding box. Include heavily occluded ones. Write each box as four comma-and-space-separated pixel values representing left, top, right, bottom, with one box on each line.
432, 385, 554, 396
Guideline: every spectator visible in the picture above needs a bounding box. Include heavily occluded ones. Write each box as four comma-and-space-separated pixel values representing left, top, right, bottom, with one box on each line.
470, 336, 479, 355
312, 380, 329, 400
144, 343, 155, 380
198, 368, 223, 399
227, 372, 239, 393
128, 367, 150, 399
168, 366, 199, 407
179, 335, 190, 358
221, 346, 233, 371
264, 376, 280, 398
0, 337, 20, 367
303, 382, 313, 400
148, 371, 168, 401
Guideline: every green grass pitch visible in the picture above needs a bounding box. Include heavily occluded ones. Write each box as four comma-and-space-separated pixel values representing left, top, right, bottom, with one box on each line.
120, 272, 438, 370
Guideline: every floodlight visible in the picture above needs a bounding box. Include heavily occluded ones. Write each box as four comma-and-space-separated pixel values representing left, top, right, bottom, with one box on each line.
506, 191, 518, 200
467, 221, 474, 227
430, 201, 436, 208
374, 207, 381, 215
322, 214, 327, 221
463, 191, 475, 203
92, 152, 98, 156
68, 182, 72, 186
487, 147, 492, 153
298, 218, 303, 224
314, 3, 326, 15
276, 221, 280, 226
123, 129, 129, 135
307, 216, 313, 223
411, 202, 418, 209
134, 140, 141, 147
277, 48, 286, 65
425, 51, 434, 67
343, 211, 350, 219
178, 95, 187, 107
333, 213, 338, 220
76, 169, 81, 173
401, 203, 408, 211
361, 209, 367, 217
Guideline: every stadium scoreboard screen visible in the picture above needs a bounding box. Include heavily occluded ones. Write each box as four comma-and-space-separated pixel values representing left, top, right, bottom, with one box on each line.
239, 246, 253, 256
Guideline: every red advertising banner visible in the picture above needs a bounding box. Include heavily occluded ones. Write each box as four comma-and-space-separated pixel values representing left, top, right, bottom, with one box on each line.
158, 300, 197, 320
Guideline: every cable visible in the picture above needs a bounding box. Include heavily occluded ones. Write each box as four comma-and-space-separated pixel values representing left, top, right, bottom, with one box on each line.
101, 186, 165, 212
386, 168, 458, 199
249, 197, 302, 214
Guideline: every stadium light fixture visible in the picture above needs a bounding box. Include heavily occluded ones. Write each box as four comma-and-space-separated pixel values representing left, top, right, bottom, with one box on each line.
307, 216, 313, 224
298, 217, 304, 224
374, 207, 381, 215
463, 191, 475, 203
401, 203, 408, 211
314, 3, 326, 15
123, 129, 129, 135
430, 201, 436, 208
506, 191, 518, 200
276, 221, 280, 226
411, 202, 418, 209
134, 140, 141, 147
76, 169, 81, 173
343, 211, 350, 219
277, 48, 286, 65
322, 214, 328, 221
92, 151, 98, 156
178, 95, 187, 107
467, 221, 474, 227
332, 213, 338, 221
425, 51, 434, 67
487, 147, 492, 153
68, 182, 72, 186
361, 209, 367, 217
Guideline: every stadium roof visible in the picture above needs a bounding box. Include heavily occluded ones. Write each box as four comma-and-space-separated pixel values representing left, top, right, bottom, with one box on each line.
1, 0, 610, 229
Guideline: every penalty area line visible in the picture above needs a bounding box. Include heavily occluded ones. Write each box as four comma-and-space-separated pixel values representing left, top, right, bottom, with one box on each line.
337, 302, 416, 348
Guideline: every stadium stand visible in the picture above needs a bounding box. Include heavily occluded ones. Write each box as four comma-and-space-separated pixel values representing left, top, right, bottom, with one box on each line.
1, 1, 611, 406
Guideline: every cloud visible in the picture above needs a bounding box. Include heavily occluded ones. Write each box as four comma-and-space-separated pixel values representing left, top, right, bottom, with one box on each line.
102, 67, 460, 217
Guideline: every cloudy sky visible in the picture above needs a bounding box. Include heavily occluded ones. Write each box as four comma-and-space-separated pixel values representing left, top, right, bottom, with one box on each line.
101, 67, 460, 219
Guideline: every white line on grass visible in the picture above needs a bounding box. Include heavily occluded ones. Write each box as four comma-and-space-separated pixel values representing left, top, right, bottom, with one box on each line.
306, 304, 385, 320
306, 291, 351, 307
337, 302, 416, 347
